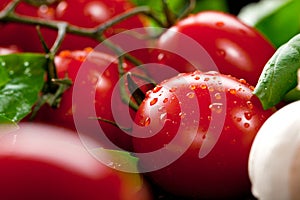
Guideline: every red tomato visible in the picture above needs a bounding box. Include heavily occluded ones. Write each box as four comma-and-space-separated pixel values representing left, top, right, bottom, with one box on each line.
131, 71, 274, 199
33, 48, 150, 151
0, 0, 144, 52
0, 122, 152, 200
151, 11, 276, 86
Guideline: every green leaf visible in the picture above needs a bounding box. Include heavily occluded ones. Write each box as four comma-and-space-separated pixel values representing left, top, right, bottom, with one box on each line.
238, 0, 300, 48
90, 148, 139, 173
0, 53, 46, 122
253, 33, 300, 110
0, 115, 19, 135
0, 65, 10, 87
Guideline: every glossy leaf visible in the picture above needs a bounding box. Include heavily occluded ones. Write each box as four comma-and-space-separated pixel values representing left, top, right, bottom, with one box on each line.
0, 53, 46, 122
253, 34, 300, 109
238, 0, 300, 48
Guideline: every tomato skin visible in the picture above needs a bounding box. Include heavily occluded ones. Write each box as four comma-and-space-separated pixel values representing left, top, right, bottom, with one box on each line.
152, 11, 276, 86
0, 123, 152, 200
0, 0, 144, 52
132, 71, 274, 199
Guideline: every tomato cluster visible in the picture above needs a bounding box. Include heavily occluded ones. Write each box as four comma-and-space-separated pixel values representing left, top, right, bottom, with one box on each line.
0, 0, 277, 200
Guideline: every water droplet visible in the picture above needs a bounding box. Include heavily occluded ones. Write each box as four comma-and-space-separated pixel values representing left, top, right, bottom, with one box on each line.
24, 67, 31, 76
158, 106, 166, 112
158, 53, 165, 61
224, 125, 230, 131
246, 101, 253, 109
244, 112, 252, 120
150, 98, 158, 106
249, 86, 255, 91
194, 76, 200, 80
209, 103, 223, 113
24, 61, 30, 67
216, 21, 225, 27
153, 85, 162, 93
239, 79, 247, 84
228, 88, 237, 95
200, 84, 207, 89
179, 112, 186, 118
143, 117, 151, 126
217, 49, 226, 57
215, 93, 221, 100
189, 84, 196, 90
169, 87, 177, 92
160, 113, 167, 122
208, 86, 214, 92
236, 117, 242, 122
163, 98, 168, 103
244, 123, 250, 128
204, 77, 210, 82
186, 92, 195, 98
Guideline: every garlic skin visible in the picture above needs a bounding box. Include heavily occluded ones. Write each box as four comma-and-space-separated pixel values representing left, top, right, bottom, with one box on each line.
248, 100, 300, 200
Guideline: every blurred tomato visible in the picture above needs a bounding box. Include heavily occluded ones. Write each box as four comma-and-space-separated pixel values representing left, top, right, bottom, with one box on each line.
0, 122, 152, 200
0, 0, 145, 52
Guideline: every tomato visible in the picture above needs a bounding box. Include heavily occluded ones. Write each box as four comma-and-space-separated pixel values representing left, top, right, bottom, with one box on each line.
33, 48, 150, 151
0, 122, 152, 200
151, 11, 276, 86
131, 71, 274, 199
0, 0, 144, 52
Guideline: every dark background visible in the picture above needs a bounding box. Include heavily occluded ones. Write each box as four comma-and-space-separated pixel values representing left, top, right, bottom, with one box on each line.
226, 0, 260, 14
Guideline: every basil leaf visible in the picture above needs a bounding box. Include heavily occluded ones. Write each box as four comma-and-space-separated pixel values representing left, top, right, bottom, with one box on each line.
253, 34, 300, 110
238, 0, 300, 48
90, 148, 139, 173
0, 53, 46, 122
0, 115, 19, 135
0, 64, 10, 87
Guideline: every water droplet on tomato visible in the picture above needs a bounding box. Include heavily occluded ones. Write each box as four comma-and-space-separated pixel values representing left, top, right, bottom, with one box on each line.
216, 21, 225, 27
216, 49, 226, 57
194, 76, 200, 80
153, 85, 162, 93
200, 84, 207, 89
244, 112, 252, 120
158, 106, 166, 112
160, 113, 167, 122
246, 101, 254, 109
209, 103, 223, 113
189, 84, 197, 90
204, 77, 210, 82
239, 79, 247, 84
236, 117, 242, 122
163, 98, 168, 103
244, 123, 250, 128
228, 88, 237, 95
143, 117, 151, 126
169, 87, 177, 92
158, 53, 165, 61
150, 98, 158, 106
186, 92, 195, 99
215, 93, 221, 100
179, 112, 186, 118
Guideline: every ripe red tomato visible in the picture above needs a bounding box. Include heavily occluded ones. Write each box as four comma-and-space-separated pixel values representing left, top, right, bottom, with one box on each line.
151, 11, 276, 86
131, 71, 274, 199
0, 0, 144, 52
33, 48, 150, 151
0, 122, 152, 200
